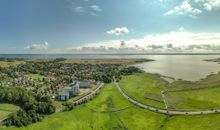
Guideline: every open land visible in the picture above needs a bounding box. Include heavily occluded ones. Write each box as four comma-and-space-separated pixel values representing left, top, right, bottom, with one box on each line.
1, 57, 220, 130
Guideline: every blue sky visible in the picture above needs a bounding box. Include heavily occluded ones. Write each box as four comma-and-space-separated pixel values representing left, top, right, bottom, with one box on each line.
1, 0, 220, 53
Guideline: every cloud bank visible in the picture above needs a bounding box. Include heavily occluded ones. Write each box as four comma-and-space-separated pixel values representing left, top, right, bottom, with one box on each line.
68, 29, 220, 53
25, 42, 49, 50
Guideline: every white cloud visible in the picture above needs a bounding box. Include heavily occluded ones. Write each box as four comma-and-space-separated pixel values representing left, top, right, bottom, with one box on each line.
164, 0, 202, 17
194, 0, 220, 11
66, 1, 102, 16
107, 27, 129, 36
68, 29, 220, 53
74, 6, 86, 13
25, 42, 49, 50
90, 5, 102, 12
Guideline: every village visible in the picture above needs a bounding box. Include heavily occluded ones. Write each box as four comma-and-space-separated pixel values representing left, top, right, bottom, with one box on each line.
0, 58, 142, 127
0, 59, 124, 101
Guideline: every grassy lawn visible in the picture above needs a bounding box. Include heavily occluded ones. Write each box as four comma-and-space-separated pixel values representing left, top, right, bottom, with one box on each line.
0, 83, 166, 130
119, 73, 168, 108
0, 104, 20, 120
166, 87, 220, 110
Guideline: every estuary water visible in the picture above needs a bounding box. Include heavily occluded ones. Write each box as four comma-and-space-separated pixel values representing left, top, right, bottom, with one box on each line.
0, 54, 220, 81
133, 55, 220, 81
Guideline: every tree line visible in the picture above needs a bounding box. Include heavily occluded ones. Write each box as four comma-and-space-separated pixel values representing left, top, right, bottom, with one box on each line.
0, 87, 55, 127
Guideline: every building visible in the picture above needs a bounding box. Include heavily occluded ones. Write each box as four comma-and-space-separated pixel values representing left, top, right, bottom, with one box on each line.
79, 81, 91, 88
58, 92, 69, 101
57, 81, 80, 101
71, 81, 80, 96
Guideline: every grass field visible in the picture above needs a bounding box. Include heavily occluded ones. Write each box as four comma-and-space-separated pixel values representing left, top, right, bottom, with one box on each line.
163, 72, 220, 110
2, 83, 220, 130
119, 73, 168, 108
163, 114, 220, 130
166, 86, 220, 110
118, 72, 220, 111
0, 61, 25, 67
0, 83, 167, 130
0, 104, 20, 121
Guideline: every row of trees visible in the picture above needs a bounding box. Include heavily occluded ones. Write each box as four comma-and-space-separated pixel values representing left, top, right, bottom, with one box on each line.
0, 57, 26, 62
119, 66, 143, 75
0, 87, 55, 127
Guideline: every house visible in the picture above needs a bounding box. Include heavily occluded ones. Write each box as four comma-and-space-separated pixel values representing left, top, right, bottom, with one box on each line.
79, 81, 91, 88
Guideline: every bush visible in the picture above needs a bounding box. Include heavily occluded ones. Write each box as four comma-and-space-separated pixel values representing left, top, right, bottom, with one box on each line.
62, 102, 74, 111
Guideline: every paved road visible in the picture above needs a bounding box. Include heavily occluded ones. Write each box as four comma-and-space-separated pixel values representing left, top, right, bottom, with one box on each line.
74, 82, 104, 105
113, 78, 220, 115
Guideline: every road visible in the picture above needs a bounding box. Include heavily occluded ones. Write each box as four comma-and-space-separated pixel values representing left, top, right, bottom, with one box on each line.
113, 78, 220, 115
74, 82, 104, 105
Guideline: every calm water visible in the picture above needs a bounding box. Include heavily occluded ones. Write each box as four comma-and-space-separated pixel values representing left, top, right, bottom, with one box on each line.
134, 55, 220, 81
1, 54, 220, 81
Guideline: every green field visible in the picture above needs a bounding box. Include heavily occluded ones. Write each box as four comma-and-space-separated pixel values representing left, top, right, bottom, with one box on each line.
163, 115, 220, 130
2, 83, 220, 130
0, 83, 167, 130
119, 73, 168, 108
119, 72, 220, 110
164, 72, 220, 110
0, 61, 25, 68
166, 86, 220, 110
0, 104, 20, 121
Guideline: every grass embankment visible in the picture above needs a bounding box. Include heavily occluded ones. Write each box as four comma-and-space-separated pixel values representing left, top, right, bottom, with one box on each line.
119, 73, 168, 108
0, 83, 166, 130
0, 104, 20, 121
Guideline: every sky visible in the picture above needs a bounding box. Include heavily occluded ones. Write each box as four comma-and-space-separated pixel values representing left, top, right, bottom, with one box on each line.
1, 0, 220, 53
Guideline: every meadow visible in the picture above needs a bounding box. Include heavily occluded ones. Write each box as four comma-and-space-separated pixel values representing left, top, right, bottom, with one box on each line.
0, 104, 20, 121
1, 82, 220, 129
119, 73, 168, 108
0, 83, 167, 130
119, 72, 220, 110
0, 61, 25, 68
166, 86, 220, 110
